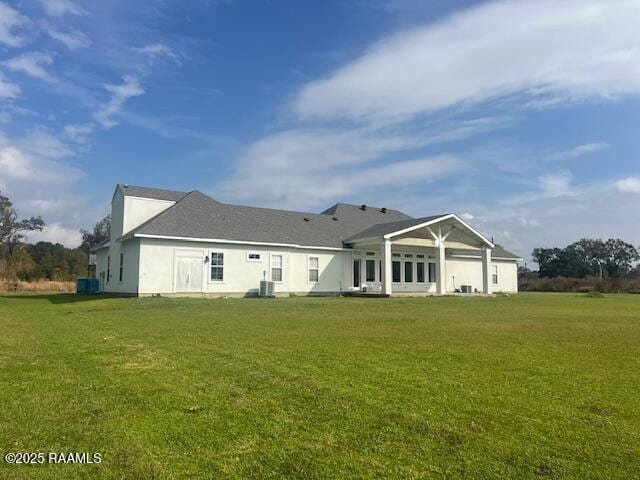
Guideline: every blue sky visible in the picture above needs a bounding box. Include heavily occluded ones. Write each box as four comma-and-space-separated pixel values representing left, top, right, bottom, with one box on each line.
1, 0, 639, 260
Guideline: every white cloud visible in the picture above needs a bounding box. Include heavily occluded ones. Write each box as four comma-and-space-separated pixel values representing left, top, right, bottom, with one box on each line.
539, 171, 574, 197
26, 222, 82, 247
0, 73, 21, 99
64, 123, 94, 143
295, 0, 640, 123
136, 44, 181, 65
615, 176, 640, 193
94, 75, 145, 128
545, 142, 607, 161
0, 2, 28, 47
461, 212, 474, 221
5, 52, 56, 83
0, 145, 34, 180
44, 24, 91, 49
39, 0, 86, 17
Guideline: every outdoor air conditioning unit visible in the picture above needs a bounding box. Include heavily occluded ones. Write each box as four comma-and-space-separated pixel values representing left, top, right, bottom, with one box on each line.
461, 285, 473, 293
259, 280, 275, 298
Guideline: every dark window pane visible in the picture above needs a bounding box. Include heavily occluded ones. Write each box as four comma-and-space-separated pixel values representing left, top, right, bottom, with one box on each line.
353, 260, 360, 287
392, 261, 401, 282
404, 262, 413, 282
366, 259, 375, 282
428, 262, 436, 283
417, 262, 425, 283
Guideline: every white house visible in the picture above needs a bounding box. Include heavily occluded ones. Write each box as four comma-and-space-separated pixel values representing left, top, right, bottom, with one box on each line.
94, 184, 521, 297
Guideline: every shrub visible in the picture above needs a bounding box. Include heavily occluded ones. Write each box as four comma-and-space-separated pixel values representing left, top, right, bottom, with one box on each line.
519, 276, 640, 294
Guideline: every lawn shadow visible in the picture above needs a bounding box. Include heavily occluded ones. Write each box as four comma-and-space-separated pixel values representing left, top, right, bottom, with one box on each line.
0, 293, 125, 304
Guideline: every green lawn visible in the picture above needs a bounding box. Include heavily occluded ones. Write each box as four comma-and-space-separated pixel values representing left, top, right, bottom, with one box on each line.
0, 293, 639, 479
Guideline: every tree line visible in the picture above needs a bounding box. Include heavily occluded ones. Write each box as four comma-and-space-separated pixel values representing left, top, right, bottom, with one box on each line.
1, 191, 110, 282
531, 238, 639, 279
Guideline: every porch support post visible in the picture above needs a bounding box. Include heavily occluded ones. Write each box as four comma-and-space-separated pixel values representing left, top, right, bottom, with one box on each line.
482, 247, 492, 294
436, 239, 446, 294
381, 238, 392, 296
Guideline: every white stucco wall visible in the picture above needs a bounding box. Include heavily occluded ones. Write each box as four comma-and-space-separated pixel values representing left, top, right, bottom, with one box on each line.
446, 256, 518, 293
137, 238, 351, 296
122, 196, 175, 235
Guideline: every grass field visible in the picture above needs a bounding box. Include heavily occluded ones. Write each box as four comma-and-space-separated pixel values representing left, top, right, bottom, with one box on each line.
1, 293, 639, 479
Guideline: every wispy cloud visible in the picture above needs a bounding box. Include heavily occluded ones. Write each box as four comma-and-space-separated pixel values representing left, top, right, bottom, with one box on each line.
39, 0, 86, 17
0, 73, 21, 99
218, 123, 475, 209
44, 23, 91, 49
5, 52, 56, 83
615, 176, 640, 193
136, 44, 181, 65
94, 75, 145, 128
295, 0, 640, 123
64, 123, 94, 143
0, 2, 28, 47
26, 222, 82, 247
544, 142, 607, 161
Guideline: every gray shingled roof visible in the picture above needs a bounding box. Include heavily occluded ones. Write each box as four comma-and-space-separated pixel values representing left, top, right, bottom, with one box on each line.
343, 215, 448, 243
123, 192, 412, 248
116, 186, 520, 258
117, 184, 188, 202
447, 246, 521, 260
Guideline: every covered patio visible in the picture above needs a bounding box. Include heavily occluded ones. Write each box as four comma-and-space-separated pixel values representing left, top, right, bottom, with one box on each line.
344, 214, 495, 296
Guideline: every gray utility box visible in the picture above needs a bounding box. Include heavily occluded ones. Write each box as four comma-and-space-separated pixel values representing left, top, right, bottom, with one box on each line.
460, 285, 473, 294
259, 280, 275, 297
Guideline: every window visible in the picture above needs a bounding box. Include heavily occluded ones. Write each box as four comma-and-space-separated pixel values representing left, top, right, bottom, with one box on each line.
271, 255, 283, 282
366, 251, 376, 256
211, 252, 224, 281
247, 252, 261, 262
309, 256, 319, 282
404, 253, 413, 258
119, 252, 124, 282
107, 256, 110, 283
417, 262, 425, 283
366, 259, 375, 282
392, 261, 401, 282
404, 261, 413, 282
392, 253, 401, 258
353, 260, 360, 288
492, 265, 498, 285
417, 254, 425, 259
428, 262, 436, 283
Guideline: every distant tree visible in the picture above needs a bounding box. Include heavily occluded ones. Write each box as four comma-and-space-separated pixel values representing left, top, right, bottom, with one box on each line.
569, 238, 607, 277
532, 247, 562, 278
0, 192, 45, 278
603, 239, 639, 277
80, 215, 111, 253
13, 247, 37, 281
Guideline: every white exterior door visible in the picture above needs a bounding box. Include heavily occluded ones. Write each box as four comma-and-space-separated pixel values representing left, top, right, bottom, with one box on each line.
175, 254, 203, 293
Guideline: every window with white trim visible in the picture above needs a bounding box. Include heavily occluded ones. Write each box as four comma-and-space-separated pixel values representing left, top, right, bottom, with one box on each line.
417, 262, 425, 283
247, 252, 261, 262
119, 252, 124, 282
271, 254, 283, 282
210, 252, 224, 281
404, 261, 413, 282
365, 259, 375, 282
106, 255, 110, 283
309, 256, 319, 282
428, 262, 436, 283
392, 261, 401, 282
492, 264, 498, 285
